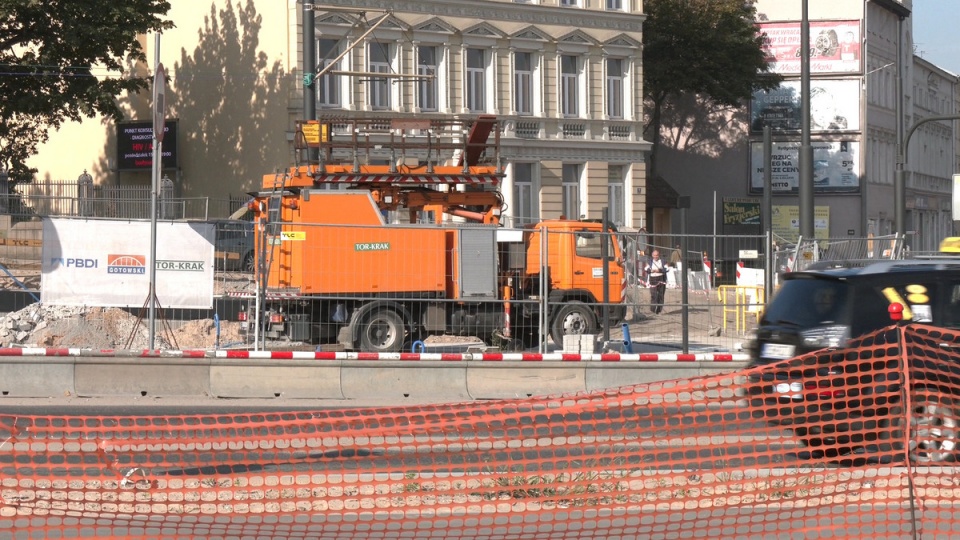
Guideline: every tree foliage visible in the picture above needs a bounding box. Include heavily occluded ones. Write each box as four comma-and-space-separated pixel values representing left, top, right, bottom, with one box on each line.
169, 0, 287, 195
0, 0, 173, 183
642, 0, 779, 176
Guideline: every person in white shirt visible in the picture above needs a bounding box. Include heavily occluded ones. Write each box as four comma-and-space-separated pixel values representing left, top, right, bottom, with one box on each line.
645, 250, 667, 314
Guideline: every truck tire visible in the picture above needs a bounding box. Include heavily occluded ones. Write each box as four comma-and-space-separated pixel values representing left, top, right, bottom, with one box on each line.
242, 252, 255, 273
550, 301, 597, 347
359, 309, 406, 353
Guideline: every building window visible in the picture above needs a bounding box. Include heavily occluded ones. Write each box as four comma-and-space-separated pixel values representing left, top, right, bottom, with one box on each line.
368, 41, 391, 110
318, 39, 341, 108
560, 0, 579, 6
560, 55, 579, 117
562, 163, 582, 219
606, 58, 624, 119
607, 165, 625, 227
417, 46, 438, 112
606, 0, 623, 10
514, 52, 533, 116
466, 48, 486, 113
512, 163, 539, 226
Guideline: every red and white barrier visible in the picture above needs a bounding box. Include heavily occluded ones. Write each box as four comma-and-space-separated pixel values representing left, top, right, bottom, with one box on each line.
0, 347, 749, 362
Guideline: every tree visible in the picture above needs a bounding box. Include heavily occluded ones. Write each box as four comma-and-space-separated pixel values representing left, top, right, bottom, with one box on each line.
642, 0, 779, 178
0, 0, 173, 183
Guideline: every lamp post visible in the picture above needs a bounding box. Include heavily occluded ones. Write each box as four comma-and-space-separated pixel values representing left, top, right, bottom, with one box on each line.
895, 114, 960, 238
798, 0, 814, 239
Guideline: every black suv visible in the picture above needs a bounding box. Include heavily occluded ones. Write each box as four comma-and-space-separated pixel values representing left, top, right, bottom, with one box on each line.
746, 258, 960, 461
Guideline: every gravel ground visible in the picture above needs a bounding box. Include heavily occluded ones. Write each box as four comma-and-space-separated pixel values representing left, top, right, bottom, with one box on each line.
0, 304, 245, 350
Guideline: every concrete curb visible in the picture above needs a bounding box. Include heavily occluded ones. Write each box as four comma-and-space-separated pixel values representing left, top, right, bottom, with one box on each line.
0, 350, 749, 400
0, 347, 749, 362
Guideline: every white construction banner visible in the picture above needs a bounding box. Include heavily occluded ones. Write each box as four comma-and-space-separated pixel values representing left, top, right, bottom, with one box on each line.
41, 218, 215, 308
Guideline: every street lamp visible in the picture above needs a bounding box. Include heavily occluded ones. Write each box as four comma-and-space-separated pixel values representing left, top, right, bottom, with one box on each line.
894, 114, 960, 238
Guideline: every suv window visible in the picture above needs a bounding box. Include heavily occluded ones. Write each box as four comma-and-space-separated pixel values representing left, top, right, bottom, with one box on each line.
761, 277, 849, 327
945, 284, 960, 329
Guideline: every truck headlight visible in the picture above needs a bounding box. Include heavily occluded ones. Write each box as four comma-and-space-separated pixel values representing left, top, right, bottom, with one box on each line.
800, 325, 850, 348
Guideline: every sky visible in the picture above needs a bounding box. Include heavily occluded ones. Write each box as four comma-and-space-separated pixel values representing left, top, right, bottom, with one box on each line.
912, 0, 960, 75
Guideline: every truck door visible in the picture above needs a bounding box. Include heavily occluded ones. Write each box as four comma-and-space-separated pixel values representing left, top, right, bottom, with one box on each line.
569, 229, 620, 301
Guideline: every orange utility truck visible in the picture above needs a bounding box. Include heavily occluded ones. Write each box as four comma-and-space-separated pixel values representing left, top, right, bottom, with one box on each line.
248, 115, 625, 351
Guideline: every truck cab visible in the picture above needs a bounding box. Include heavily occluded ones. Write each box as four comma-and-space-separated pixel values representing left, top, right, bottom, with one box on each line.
514, 220, 626, 347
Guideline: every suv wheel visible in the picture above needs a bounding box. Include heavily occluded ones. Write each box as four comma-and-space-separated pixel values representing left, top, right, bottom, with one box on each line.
909, 393, 959, 463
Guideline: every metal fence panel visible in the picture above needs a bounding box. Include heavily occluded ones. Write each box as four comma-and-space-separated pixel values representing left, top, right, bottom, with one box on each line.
0, 204, 915, 354
13, 180, 241, 220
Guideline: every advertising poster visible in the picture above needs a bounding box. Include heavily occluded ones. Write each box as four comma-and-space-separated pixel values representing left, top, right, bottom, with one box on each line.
759, 21, 861, 75
772, 205, 830, 242
750, 141, 859, 194
116, 120, 179, 171
723, 198, 761, 226
751, 79, 860, 133
41, 218, 215, 309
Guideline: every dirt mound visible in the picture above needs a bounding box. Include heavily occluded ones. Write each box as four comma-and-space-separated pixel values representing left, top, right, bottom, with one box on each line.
2, 304, 245, 350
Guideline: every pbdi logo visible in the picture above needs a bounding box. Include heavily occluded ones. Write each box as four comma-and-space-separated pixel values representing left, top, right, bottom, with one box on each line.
49, 257, 98, 269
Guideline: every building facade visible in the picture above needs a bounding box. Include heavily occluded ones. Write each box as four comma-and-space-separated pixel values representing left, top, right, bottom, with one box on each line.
659, 0, 958, 253
25, 0, 652, 230
304, 0, 650, 229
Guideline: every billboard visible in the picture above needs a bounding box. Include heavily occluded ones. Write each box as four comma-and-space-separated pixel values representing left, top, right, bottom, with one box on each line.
41, 218, 215, 309
759, 20, 861, 74
750, 141, 860, 194
751, 79, 860, 133
117, 120, 179, 171
772, 205, 830, 242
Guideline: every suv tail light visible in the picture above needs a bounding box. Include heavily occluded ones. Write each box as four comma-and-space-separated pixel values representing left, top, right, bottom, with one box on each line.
804, 380, 846, 399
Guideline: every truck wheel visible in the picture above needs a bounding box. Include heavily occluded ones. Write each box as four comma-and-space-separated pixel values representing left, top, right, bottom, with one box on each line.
242, 252, 255, 273
550, 301, 597, 347
359, 309, 405, 353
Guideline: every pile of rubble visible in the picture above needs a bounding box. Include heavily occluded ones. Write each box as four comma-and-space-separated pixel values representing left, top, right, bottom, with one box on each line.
0, 304, 245, 350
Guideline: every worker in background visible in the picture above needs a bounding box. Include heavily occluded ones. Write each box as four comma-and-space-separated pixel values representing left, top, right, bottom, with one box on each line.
646, 250, 667, 314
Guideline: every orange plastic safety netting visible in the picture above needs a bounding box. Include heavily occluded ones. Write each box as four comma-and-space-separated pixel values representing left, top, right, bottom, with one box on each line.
3, 324, 960, 539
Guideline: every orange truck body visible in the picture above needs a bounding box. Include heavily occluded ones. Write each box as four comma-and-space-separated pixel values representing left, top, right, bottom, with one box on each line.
247, 115, 625, 351
264, 191, 447, 296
